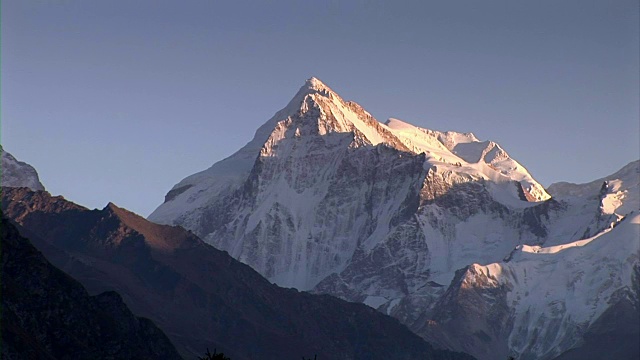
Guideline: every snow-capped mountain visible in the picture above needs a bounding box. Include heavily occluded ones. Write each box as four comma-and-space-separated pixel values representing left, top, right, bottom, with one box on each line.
150, 77, 549, 290
1, 146, 45, 191
149, 78, 639, 359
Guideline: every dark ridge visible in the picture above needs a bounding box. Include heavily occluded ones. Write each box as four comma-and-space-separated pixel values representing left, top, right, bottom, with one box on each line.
1, 213, 182, 360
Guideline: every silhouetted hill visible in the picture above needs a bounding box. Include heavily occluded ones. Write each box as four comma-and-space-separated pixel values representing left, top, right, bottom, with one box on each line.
1, 213, 182, 360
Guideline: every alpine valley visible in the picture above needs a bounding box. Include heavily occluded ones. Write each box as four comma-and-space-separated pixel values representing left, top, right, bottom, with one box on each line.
149, 78, 640, 360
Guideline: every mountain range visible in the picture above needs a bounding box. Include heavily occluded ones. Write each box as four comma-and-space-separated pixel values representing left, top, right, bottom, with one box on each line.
148, 77, 639, 360
2, 77, 638, 359
1, 149, 471, 359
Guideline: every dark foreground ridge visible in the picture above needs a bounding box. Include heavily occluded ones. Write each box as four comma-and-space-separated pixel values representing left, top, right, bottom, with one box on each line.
2, 187, 475, 360
1, 213, 182, 360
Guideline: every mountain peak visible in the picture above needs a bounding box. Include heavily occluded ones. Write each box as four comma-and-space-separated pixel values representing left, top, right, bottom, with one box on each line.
275, 77, 339, 118
102, 199, 201, 252
293, 76, 336, 100
305, 76, 330, 90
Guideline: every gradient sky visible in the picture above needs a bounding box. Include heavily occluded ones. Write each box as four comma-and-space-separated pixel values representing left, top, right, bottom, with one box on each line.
2, 0, 639, 216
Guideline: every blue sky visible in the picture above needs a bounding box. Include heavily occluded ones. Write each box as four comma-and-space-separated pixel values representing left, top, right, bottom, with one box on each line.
2, 0, 639, 216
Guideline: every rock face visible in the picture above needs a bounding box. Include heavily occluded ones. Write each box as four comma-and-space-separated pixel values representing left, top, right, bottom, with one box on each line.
2, 187, 474, 360
1, 146, 45, 191
148, 77, 640, 360
1, 214, 182, 360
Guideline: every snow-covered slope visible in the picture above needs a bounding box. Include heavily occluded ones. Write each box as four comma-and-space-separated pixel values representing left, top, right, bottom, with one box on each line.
385, 117, 550, 204
421, 212, 639, 360
149, 77, 639, 360
1, 146, 45, 191
539, 160, 640, 246
549, 160, 639, 219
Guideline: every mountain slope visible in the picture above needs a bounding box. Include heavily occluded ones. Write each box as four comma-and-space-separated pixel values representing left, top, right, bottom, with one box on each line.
2, 187, 474, 360
1, 146, 45, 191
1, 213, 182, 360
420, 212, 639, 360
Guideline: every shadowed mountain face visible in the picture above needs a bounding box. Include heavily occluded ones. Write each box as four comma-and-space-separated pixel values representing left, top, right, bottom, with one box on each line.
1, 214, 182, 360
552, 285, 640, 360
2, 187, 475, 360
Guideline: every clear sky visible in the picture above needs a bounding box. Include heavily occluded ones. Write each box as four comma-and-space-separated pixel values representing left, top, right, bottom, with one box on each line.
2, 0, 639, 216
